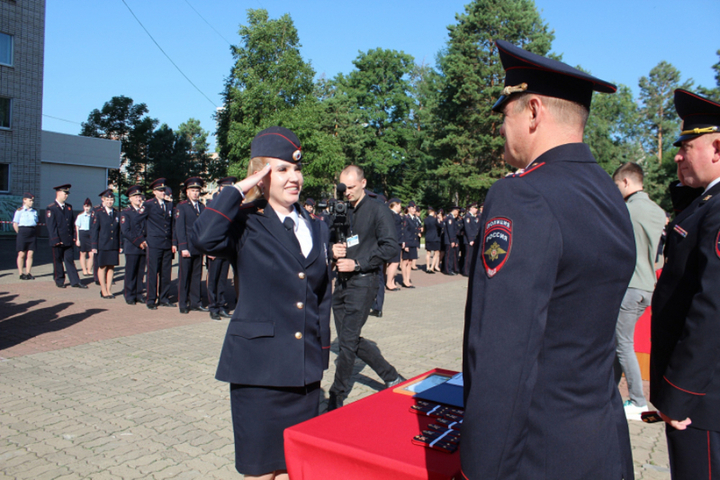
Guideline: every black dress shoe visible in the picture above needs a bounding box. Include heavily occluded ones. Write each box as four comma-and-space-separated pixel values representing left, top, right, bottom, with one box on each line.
179, 308, 189, 314
146, 303, 157, 310
326, 392, 343, 412
72, 283, 88, 289
19, 274, 27, 280
426, 270, 435, 274
386, 374, 407, 389
219, 310, 232, 318
126, 300, 136, 305
209, 312, 222, 321
102, 294, 114, 299
402, 284, 416, 289
368, 309, 382, 318
26, 274, 34, 280
159, 302, 176, 308
190, 306, 209, 312
56, 283, 66, 288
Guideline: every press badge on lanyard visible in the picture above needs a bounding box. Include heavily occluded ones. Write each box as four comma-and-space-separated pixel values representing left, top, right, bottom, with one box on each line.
347, 235, 360, 248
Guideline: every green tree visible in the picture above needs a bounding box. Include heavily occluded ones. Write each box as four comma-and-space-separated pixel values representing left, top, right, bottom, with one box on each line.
80, 95, 158, 193
638, 61, 693, 163
177, 118, 226, 182
584, 83, 643, 174
217, 8, 343, 196
147, 124, 192, 197
433, 0, 555, 206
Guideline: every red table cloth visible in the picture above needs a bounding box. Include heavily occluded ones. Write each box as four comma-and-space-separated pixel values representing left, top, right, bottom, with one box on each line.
285, 368, 462, 480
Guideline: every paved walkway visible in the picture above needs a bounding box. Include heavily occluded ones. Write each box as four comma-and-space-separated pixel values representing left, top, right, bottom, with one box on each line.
0, 239, 670, 479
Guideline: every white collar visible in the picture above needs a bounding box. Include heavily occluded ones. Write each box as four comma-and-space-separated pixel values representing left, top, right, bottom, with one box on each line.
704, 176, 720, 194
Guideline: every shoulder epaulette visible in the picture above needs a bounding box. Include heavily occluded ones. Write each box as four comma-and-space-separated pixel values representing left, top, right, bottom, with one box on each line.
509, 162, 546, 178
178, 200, 188, 205
47, 204, 54, 209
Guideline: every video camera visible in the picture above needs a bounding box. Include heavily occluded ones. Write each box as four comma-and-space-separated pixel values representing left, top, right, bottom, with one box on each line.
317, 183, 351, 243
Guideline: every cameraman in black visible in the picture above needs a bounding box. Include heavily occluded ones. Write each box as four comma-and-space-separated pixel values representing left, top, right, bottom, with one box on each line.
327, 165, 404, 410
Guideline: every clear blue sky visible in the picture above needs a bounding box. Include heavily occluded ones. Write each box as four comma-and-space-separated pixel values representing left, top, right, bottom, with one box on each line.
43, 0, 719, 148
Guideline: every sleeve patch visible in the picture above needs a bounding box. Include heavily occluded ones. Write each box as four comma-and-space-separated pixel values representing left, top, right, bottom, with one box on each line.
482, 217, 512, 278
47, 211, 52, 218
121, 216, 126, 224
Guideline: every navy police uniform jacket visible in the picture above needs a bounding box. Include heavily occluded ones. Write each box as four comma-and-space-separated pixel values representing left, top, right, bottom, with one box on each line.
401, 215, 420, 248
46, 202, 76, 246
120, 206, 147, 255
91, 208, 120, 252
175, 200, 205, 256
651, 182, 720, 432
443, 215, 458, 244
192, 187, 332, 387
461, 143, 635, 480
144, 197, 173, 249
463, 214, 480, 244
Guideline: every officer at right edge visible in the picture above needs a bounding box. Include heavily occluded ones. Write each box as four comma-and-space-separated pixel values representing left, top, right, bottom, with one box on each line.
651, 89, 720, 479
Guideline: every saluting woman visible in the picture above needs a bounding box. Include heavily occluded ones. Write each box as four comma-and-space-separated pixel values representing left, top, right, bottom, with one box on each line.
192, 126, 332, 480
91, 189, 121, 298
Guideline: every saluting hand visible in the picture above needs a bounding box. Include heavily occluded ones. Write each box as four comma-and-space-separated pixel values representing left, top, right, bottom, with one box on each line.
235, 163, 272, 197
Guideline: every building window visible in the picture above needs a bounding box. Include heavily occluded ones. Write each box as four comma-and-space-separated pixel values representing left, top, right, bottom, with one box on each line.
0, 97, 10, 129
0, 164, 9, 192
0, 33, 12, 66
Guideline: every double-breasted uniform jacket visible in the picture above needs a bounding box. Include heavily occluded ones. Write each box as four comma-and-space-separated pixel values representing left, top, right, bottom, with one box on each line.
46, 201, 76, 246
175, 200, 205, 256
650, 182, 720, 432
461, 143, 635, 480
401, 214, 420, 248
144, 197, 173, 249
91, 207, 120, 252
463, 213, 480, 244
192, 187, 332, 387
443, 214, 458, 245
120, 206, 147, 255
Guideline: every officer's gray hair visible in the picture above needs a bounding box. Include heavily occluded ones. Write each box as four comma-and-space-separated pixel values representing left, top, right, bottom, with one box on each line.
511, 93, 589, 129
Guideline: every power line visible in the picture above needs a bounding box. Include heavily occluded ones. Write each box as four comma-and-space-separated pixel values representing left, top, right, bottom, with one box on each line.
43, 114, 83, 125
182, 0, 232, 47
120, 0, 218, 108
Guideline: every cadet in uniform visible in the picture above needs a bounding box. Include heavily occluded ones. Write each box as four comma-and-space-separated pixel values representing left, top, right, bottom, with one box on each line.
120, 185, 147, 305
423, 207, 441, 274
206, 177, 236, 320
442, 206, 459, 275
46, 184, 87, 289
461, 40, 635, 479
400, 201, 419, 288
12, 192, 38, 280
175, 177, 208, 314
192, 126, 332, 479
461, 203, 480, 276
144, 178, 175, 309
650, 90, 720, 479
91, 189, 121, 298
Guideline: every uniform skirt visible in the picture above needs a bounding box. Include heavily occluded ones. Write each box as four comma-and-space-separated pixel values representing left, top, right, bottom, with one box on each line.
16, 226, 37, 252
402, 246, 418, 260
96, 250, 119, 267
230, 382, 320, 475
389, 244, 401, 264
426, 241, 441, 252
78, 230, 91, 253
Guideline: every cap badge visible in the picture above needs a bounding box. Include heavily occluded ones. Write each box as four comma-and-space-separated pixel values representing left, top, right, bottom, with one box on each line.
501, 82, 528, 97
293, 150, 302, 162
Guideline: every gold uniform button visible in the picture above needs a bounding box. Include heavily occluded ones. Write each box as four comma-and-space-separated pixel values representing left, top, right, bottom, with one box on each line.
296, 302, 304, 309
295, 332, 303, 339
298, 272, 306, 279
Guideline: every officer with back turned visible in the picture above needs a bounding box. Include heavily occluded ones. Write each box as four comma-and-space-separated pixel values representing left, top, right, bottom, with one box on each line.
144, 178, 175, 309
461, 40, 634, 479
120, 185, 147, 305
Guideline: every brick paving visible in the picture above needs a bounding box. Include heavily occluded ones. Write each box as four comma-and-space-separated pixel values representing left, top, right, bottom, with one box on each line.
0, 238, 670, 479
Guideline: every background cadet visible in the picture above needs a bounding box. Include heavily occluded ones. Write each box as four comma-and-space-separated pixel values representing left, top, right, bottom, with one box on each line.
46, 184, 86, 289
385, 198, 403, 291
91, 189, 121, 299
175, 177, 208, 314
76, 198, 94, 277
144, 178, 175, 310
442, 206, 459, 275
461, 203, 480, 276
120, 185, 147, 305
611, 162, 666, 421
400, 201, 419, 288
650, 89, 720, 479
423, 207, 441, 274
461, 40, 634, 479
327, 165, 404, 411
206, 176, 236, 321
12, 192, 38, 280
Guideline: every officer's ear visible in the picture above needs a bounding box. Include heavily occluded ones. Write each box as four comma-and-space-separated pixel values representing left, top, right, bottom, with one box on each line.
711, 136, 720, 164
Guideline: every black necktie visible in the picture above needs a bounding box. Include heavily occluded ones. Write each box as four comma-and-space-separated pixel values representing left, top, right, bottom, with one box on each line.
283, 217, 301, 252
194, 203, 200, 215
